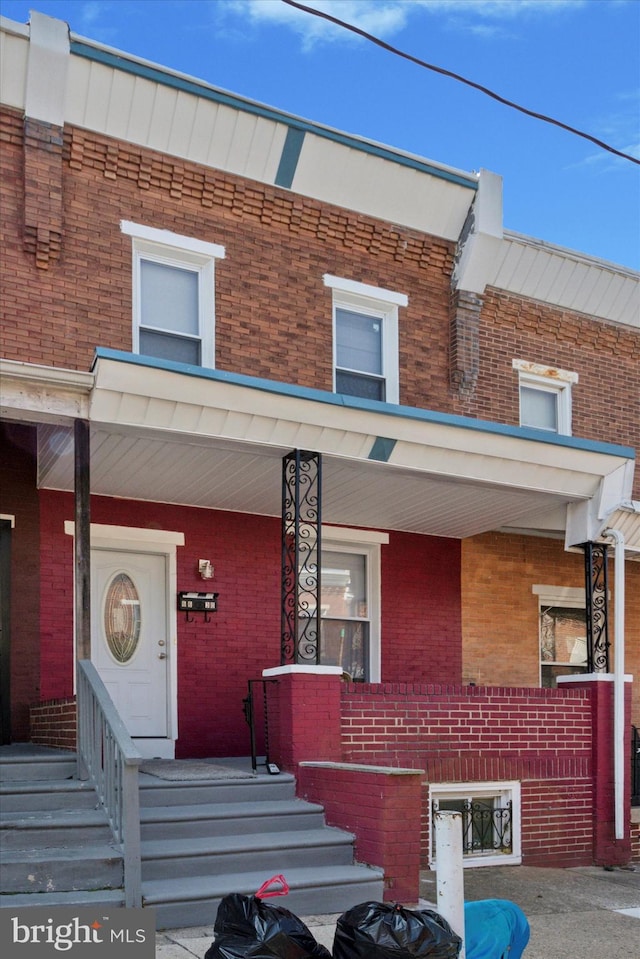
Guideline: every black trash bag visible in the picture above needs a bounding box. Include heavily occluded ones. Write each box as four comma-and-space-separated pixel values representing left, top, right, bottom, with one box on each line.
204, 892, 332, 959
332, 901, 462, 959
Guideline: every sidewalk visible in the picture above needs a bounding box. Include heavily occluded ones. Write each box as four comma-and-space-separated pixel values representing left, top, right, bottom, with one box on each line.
156, 864, 640, 958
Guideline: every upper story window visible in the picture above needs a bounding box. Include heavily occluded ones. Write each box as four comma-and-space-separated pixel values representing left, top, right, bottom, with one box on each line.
513, 360, 577, 436
324, 275, 407, 404
121, 221, 225, 368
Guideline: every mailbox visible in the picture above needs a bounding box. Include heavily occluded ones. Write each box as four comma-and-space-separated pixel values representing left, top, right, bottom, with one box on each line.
178, 591, 218, 614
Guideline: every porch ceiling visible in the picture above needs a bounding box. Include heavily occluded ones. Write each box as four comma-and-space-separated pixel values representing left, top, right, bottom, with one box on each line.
37, 423, 573, 539
30, 350, 635, 541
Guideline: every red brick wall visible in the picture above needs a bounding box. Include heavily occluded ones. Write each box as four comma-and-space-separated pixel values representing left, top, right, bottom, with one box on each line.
298, 762, 424, 902
267, 671, 342, 769
0, 424, 40, 741
3, 110, 637, 485
471, 290, 640, 499
38, 490, 282, 757
631, 817, 640, 863
37, 490, 461, 757
1, 101, 637, 475
382, 534, 461, 684
522, 779, 593, 867
30, 698, 76, 750
0, 108, 457, 415
341, 682, 595, 867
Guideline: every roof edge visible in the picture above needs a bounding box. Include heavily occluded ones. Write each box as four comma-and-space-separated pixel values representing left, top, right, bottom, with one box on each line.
92, 349, 636, 461
68, 36, 478, 191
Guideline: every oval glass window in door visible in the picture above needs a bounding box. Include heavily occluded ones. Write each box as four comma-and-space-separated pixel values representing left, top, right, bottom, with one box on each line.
104, 572, 141, 663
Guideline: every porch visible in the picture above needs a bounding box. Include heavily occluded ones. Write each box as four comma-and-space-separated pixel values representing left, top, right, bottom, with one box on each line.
4, 659, 636, 924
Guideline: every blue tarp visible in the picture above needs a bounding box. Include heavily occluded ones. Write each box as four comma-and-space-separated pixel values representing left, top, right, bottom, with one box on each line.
464, 900, 530, 959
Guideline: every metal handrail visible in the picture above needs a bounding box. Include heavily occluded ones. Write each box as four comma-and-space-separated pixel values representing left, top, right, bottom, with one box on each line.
76, 659, 142, 907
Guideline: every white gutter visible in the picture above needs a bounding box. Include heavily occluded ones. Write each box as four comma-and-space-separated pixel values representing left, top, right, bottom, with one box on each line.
603, 527, 625, 840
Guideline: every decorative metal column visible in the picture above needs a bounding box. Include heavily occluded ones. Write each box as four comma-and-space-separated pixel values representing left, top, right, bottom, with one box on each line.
281, 450, 322, 666
583, 542, 610, 673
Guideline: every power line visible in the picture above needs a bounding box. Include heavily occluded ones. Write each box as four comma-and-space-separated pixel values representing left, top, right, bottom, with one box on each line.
281, 0, 639, 166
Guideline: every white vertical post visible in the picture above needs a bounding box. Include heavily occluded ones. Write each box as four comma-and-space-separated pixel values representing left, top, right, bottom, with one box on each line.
604, 527, 626, 840
435, 809, 465, 959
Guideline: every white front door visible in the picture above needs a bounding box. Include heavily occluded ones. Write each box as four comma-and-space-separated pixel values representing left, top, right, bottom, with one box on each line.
91, 548, 168, 741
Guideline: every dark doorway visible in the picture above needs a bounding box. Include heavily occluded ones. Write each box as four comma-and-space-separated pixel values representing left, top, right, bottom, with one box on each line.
0, 518, 12, 743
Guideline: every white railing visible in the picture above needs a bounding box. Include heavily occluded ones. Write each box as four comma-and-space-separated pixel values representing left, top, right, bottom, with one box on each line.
76, 659, 142, 907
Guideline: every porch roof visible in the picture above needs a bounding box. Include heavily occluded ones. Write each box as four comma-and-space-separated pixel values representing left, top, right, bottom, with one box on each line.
2, 350, 635, 541
2, 349, 634, 538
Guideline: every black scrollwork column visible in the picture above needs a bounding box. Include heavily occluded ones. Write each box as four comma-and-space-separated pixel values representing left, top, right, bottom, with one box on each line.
281, 451, 322, 666
583, 542, 610, 673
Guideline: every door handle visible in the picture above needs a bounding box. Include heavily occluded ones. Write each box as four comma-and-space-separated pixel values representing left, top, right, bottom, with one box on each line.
158, 652, 167, 659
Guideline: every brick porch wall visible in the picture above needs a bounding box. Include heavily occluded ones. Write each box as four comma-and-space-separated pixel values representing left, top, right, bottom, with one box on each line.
631, 813, 640, 863
340, 682, 596, 868
30, 697, 76, 750
297, 761, 424, 903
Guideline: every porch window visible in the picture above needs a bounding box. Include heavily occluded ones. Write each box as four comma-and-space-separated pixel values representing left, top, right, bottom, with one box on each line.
513, 360, 577, 436
121, 221, 225, 368
430, 782, 521, 867
324, 275, 407, 404
320, 550, 369, 680
319, 527, 387, 682
533, 585, 587, 687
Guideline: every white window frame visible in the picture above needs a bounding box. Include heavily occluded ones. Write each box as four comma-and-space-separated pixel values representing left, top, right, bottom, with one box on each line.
533, 584, 587, 687
321, 526, 388, 683
121, 221, 225, 368
324, 275, 407, 405
430, 781, 522, 868
513, 360, 577, 436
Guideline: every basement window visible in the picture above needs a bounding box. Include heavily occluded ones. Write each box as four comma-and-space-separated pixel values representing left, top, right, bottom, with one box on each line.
430, 782, 521, 867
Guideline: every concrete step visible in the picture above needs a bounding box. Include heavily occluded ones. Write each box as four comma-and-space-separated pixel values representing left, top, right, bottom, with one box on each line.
0, 748, 77, 782
0, 778, 100, 812
0, 754, 386, 927
0, 889, 125, 911
140, 798, 326, 839
142, 863, 385, 930
138, 773, 297, 807
141, 826, 355, 881
0, 807, 112, 850
0, 842, 123, 893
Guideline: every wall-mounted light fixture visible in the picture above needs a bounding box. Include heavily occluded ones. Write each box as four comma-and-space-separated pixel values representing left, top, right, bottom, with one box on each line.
198, 559, 214, 580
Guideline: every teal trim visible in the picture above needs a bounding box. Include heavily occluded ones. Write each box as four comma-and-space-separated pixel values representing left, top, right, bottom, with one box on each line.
275, 128, 305, 188
70, 41, 478, 192
92, 349, 635, 461
369, 438, 397, 462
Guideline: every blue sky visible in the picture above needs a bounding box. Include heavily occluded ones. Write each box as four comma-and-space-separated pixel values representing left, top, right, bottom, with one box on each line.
3, 0, 639, 269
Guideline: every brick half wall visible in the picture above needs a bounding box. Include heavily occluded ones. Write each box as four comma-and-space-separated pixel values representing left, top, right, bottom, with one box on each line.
297, 761, 424, 903
30, 697, 76, 750
341, 682, 596, 867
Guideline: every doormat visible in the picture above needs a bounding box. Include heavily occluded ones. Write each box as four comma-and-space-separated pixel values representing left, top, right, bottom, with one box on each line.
139, 760, 256, 781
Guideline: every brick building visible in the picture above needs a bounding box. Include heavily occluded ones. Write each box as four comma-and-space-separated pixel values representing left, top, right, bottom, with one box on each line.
1, 11, 639, 886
